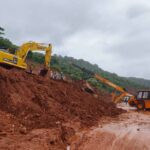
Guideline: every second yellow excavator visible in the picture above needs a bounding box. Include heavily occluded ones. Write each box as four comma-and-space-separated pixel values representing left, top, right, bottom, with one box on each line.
72, 64, 134, 103
0, 41, 52, 76
94, 74, 134, 103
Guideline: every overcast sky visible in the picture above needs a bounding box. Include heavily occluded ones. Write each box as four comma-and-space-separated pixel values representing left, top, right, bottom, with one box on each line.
1, 0, 150, 79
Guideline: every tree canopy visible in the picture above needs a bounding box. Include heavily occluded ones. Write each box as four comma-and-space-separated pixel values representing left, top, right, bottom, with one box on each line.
0, 27, 4, 35
0, 27, 17, 53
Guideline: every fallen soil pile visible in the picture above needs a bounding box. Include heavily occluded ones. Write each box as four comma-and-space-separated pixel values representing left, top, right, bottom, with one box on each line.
0, 67, 124, 149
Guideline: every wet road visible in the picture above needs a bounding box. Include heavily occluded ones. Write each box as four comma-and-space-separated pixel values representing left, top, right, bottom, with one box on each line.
71, 103, 150, 150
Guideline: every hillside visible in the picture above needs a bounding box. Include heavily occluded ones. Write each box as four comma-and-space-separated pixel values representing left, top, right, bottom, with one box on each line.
30, 53, 149, 92
0, 28, 149, 92
0, 31, 149, 92
127, 77, 150, 89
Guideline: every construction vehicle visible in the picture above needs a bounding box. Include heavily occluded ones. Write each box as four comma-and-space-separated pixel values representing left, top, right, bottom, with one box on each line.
72, 64, 134, 103
0, 42, 52, 76
73, 64, 150, 110
128, 90, 150, 110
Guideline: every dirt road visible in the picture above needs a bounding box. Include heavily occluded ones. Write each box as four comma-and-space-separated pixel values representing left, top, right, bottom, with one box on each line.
71, 104, 150, 150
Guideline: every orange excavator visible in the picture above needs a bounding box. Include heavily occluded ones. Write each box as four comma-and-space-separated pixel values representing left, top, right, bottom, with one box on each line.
72, 64, 134, 103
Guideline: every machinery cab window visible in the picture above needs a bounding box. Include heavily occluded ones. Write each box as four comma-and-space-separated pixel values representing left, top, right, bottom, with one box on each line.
137, 91, 150, 100
143, 92, 149, 99
123, 96, 130, 102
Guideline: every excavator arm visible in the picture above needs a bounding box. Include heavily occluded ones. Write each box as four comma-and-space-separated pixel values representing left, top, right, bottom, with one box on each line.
16, 42, 52, 69
94, 74, 134, 103
94, 74, 125, 93
72, 64, 133, 103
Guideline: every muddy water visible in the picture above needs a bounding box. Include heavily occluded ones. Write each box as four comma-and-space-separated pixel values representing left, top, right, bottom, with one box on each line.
71, 104, 150, 150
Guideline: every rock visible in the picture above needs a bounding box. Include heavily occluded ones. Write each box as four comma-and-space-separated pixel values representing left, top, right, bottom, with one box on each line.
19, 127, 27, 134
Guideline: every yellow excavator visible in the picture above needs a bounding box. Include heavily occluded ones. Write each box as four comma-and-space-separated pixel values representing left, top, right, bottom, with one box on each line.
94, 74, 134, 103
72, 64, 134, 103
0, 41, 52, 76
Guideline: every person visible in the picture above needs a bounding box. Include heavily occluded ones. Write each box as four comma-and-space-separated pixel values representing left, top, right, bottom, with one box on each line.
60, 72, 64, 80
29, 64, 34, 74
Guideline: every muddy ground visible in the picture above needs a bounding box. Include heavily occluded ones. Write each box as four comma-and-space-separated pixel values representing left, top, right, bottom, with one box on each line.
0, 102, 149, 150
0, 67, 149, 150
0, 67, 124, 150
71, 104, 150, 150
0, 68, 150, 150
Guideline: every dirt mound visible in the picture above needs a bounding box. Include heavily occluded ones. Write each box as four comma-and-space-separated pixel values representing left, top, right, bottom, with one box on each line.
0, 67, 124, 149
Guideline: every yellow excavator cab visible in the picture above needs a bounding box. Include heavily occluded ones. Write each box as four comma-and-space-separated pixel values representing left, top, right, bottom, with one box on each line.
0, 49, 27, 69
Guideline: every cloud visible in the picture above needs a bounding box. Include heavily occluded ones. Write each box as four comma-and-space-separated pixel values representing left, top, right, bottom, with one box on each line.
127, 4, 150, 19
1, 0, 150, 79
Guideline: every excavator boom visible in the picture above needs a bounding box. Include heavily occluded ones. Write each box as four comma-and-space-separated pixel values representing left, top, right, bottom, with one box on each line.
94, 74, 125, 93
72, 64, 134, 103
16, 42, 52, 69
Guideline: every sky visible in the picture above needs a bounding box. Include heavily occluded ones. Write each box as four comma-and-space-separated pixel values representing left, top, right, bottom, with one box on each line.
1, 0, 150, 79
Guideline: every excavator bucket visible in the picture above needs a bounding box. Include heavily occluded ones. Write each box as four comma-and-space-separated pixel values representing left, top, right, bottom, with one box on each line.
39, 69, 48, 76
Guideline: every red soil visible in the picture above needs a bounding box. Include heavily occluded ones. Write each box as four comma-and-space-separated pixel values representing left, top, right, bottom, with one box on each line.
0, 67, 124, 149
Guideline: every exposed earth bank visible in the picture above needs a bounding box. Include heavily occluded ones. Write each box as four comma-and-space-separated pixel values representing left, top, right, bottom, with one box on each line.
0, 67, 123, 150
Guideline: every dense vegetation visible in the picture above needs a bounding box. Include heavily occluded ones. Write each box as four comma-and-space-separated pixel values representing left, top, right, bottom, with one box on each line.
127, 77, 150, 89
0, 27, 149, 93
0, 27, 17, 53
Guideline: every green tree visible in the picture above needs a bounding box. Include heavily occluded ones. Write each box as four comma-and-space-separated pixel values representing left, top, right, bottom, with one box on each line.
0, 27, 17, 53
0, 27, 4, 35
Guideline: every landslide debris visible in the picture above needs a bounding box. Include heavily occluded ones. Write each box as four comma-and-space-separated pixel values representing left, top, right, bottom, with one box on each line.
0, 67, 124, 150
